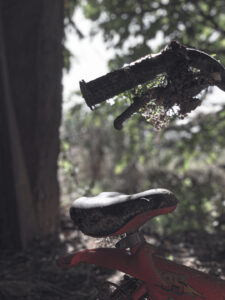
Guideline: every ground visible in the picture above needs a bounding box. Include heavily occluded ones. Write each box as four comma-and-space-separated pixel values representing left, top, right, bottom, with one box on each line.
1, 211, 225, 300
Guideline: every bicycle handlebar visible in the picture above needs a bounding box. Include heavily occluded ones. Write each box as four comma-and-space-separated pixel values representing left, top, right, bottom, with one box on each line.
79, 51, 165, 108
80, 41, 225, 129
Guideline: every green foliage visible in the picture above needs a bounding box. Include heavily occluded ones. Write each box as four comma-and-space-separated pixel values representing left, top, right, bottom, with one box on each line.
60, 99, 225, 234
60, 1, 225, 235
80, 0, 225, 68
63, 46, 73, 72
63, 0, 84, 72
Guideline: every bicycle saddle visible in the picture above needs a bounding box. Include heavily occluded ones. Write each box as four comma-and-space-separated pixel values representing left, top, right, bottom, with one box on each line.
70, 189, 177, 237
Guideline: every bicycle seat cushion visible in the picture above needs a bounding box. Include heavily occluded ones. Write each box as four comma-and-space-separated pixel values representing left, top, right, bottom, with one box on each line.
70, 189, 177, 237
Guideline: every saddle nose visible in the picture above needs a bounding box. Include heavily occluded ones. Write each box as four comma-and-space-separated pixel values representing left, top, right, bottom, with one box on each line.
70, 189, 177, 237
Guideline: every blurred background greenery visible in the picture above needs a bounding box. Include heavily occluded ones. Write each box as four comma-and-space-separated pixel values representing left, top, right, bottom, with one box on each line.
60, 0, 225, 236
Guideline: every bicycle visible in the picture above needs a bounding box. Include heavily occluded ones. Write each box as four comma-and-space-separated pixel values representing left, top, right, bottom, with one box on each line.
57, 189, 225, 299
57, 42, 225, 298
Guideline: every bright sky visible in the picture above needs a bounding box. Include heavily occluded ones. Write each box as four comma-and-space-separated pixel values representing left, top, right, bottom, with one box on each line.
62, 9, 114, 110
63, 9, 225, 114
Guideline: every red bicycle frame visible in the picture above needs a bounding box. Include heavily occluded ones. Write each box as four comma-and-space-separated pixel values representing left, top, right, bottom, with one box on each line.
58, 234, 225, 300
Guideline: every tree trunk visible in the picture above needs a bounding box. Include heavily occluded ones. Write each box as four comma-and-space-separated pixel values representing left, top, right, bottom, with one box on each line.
0, 0, 64, 249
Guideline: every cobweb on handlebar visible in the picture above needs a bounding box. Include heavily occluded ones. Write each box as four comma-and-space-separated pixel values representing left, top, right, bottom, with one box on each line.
115, 64, 214, 131
129, 74, 170, 130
